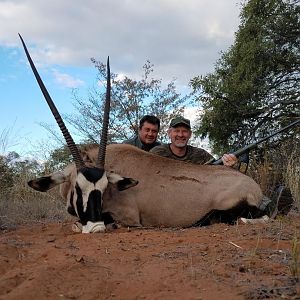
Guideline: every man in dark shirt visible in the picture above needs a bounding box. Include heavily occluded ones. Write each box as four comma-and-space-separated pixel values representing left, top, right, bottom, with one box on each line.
122, 115, 161, 152
150, 116, 237, 166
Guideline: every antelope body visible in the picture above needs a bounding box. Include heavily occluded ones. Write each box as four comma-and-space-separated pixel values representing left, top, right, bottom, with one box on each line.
29, 143, 264, 228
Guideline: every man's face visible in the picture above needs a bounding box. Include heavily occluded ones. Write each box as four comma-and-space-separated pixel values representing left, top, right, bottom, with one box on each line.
168, 125, 191, 148
138, 121, 159, 144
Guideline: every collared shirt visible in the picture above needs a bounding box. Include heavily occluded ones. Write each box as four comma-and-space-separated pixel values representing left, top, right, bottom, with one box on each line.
122, 135, 161, 152
150, 144, 213, 164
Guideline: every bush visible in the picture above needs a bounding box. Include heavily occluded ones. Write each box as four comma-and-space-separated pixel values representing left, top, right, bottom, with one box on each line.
248, 137, 299, 210
0, 153, 71, 230
284, 139, 300, 208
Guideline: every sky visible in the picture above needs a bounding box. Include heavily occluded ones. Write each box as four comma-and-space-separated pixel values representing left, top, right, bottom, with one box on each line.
0, 0, 242, 158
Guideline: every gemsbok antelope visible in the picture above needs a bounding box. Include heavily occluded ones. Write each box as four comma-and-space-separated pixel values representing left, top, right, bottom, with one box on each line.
20, 34, 265, 233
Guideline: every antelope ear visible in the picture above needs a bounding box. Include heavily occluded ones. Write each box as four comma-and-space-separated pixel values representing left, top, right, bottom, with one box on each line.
107, 172, 138, 191
28, 171, 67, 192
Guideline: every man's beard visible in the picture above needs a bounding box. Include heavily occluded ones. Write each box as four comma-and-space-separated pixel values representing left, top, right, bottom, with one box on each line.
174, 140, 187, 148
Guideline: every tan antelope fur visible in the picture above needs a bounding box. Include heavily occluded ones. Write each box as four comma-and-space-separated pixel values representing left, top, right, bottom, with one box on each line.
29, 143, 264, 228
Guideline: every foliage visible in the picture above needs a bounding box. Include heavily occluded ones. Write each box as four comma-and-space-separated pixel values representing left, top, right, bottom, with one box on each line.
0, 155, 14, 190
246, 136, 299, 212
66, 60, 194, 143
0, 152, 42, 191
0, 151, 69, 229
191, 0, 300, 155
283, 137, 300, 206
43, 145, 73, 172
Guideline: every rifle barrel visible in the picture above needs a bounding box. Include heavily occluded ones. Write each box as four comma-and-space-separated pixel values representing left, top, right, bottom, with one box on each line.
254, 119, 300, 145
206, 118, 300, 165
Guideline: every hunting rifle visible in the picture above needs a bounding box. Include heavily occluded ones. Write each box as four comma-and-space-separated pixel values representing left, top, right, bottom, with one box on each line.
205, 119, 300, 165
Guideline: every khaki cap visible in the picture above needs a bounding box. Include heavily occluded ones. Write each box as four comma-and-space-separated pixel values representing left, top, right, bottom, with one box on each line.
169, 116, 191, 129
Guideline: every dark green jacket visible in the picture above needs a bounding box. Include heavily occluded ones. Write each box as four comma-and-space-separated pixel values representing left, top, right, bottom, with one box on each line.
122, 135, 161, 152
150, 144, 213, 164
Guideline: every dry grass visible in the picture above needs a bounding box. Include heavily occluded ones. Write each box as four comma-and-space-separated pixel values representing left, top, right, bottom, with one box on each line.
248, 155, 279, 197
0, 173, 71, 230
284, 142, 300, 207
289, 232, 299, 281
248, 137, 299, 210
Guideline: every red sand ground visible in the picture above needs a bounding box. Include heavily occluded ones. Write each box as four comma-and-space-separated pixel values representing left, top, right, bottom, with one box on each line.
0, 212, 299, 300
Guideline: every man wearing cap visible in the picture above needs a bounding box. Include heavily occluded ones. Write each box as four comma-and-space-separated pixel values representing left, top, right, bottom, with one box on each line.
150, 116, 237, 167
122, 115, 161, 152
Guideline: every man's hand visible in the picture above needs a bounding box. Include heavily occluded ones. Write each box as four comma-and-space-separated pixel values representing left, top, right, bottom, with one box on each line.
221, 153, 238, 167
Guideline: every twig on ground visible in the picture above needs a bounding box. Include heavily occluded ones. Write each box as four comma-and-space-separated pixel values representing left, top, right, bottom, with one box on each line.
229, 241, 243, 249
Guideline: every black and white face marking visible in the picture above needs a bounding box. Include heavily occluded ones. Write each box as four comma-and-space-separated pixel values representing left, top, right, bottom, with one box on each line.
71, 167, 108, 225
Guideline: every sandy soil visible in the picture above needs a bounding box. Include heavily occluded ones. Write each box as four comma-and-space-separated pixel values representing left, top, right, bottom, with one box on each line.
0, 212, 299, 300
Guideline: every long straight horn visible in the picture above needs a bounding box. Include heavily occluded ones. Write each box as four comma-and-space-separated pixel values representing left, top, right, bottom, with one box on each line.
19, 34, 85, 169
97, 57, 111, 168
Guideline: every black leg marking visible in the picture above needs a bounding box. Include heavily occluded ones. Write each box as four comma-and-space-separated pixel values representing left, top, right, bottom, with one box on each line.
193, 200, 263, 226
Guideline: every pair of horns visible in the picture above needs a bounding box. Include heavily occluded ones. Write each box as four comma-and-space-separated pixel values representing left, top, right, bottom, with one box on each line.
19, 34, 110, 169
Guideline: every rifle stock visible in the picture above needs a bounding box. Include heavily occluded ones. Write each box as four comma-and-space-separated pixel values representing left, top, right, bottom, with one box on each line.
205, 119, 300, 165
